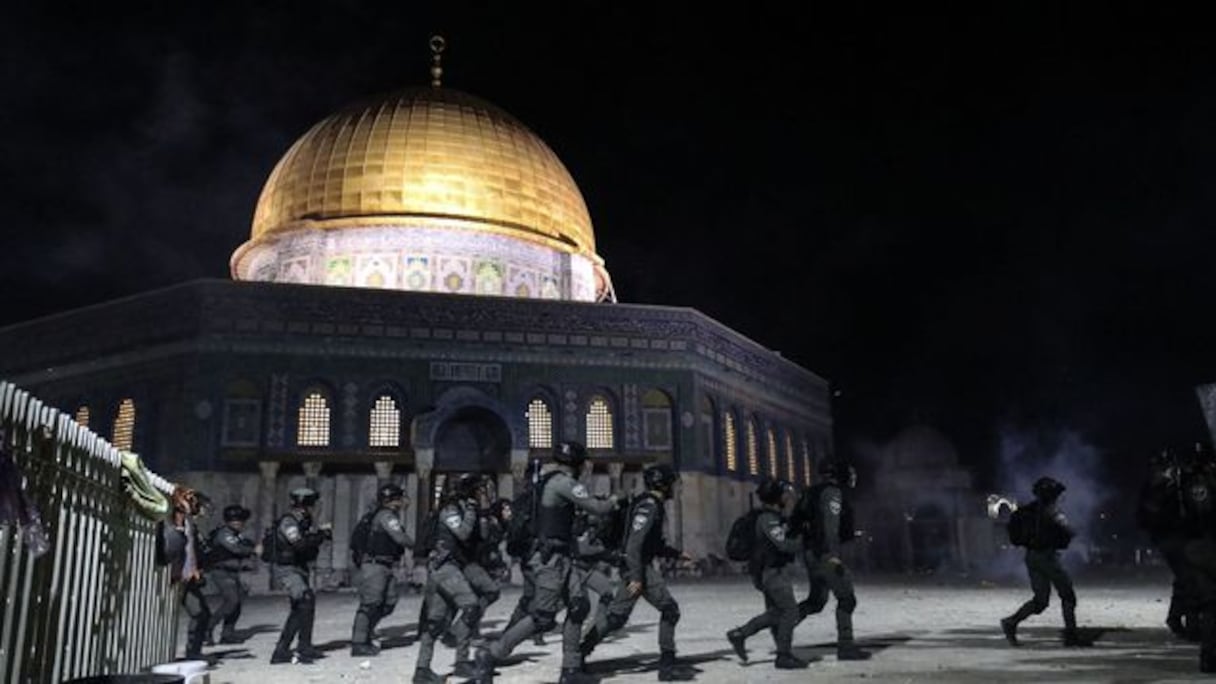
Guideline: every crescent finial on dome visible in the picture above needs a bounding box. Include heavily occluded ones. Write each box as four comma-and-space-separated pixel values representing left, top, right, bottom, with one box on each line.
429, 35, 446, 88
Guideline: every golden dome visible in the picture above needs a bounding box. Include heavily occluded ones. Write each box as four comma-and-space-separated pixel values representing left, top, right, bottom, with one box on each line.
247, 87, 595, 256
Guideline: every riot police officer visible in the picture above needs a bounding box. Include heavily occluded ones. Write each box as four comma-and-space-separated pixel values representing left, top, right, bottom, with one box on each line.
503, 459, 547, 646
581, 464, 691, 680
1000, 476, 1087, 647
351, 483, 413, 656
269, 487, 331, 664
473, 441, 623, 684
1179, 443, 1216, 672
414, 473, 486, 683
796, 459, 870, 660
203, 504, 256, 645
726, 478, 808, 670
1136, 447, 1199, 640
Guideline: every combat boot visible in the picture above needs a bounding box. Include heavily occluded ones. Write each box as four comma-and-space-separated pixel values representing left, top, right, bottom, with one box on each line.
559, 667, 597, 683
1061, 628, 1093, 647
999, 617, 1019, 646
297, 644, 326, 659
412, 666, 447, 684
351, 642, 380, 656
726, 628, 748, 662
774, 652, 810, 669
657, 650, 694, 681
837, 642, 872, 660
1201, 649, 1216, 674
270, 646, 298, 665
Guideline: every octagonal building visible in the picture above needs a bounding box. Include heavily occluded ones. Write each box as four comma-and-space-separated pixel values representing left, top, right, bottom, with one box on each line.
0, 62, 831, 585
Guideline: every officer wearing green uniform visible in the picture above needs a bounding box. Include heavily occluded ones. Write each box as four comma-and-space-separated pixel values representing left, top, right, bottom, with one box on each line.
270, 487, 331, 664
474, 441, 622, 684
414, 473, 485, 683
580, 464, 690, 680
796, 459, 870, 660
203, 504, 256, 645
726, 478, 809, 670
351, 483, 413, 656
1000, 476, 1087, 648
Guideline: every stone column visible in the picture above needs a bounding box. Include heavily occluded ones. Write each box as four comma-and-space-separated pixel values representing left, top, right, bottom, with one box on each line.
373, 461, 394, 485
510, 448, 530, 491
256, 461, 280, 592
413, 454, 434, 589
608, 463, 624, 495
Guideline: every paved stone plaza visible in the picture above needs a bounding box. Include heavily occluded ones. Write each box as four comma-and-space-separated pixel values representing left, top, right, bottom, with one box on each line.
178, 572, 1211, 684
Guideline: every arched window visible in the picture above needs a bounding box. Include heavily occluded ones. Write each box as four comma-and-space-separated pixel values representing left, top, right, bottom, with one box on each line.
767, 428, 779, 478
113, 399, 136, 451
297, 390, 331, 447
369, 395, 401, 447
723, 412, 738, 472
642, 389, 672, 450
802, 438, 812, 486
527, 398, 554, 449
586, 396, 614, 450
746, 419, 759, 476
785, 431, 796, 483
74, 406, 90, 428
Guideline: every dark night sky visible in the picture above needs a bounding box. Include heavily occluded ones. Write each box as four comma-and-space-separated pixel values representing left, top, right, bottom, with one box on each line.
3, 4, 1216, 498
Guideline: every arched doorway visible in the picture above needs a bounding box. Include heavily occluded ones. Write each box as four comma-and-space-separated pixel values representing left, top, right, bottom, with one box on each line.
428, 405, 512, 509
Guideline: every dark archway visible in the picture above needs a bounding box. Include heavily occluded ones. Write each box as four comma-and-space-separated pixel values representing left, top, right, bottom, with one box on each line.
909, 503, 951, 572
433, 405, 511, 473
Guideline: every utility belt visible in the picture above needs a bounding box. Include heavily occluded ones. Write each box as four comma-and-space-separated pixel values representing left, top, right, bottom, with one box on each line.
368, 556, 399, 567
536, 538, 571, 564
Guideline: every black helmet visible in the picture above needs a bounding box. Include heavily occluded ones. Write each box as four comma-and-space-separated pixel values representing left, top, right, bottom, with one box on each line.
290, 487, 320, 507
222, 504, 251, 522
817, 459, 857, 487
451, 473, 483, 499
643, 464, 677, 493
554, 440, 588, 468
378, 483, 405, 505
757, 478, 793, 505
1032, 476, 1066, 501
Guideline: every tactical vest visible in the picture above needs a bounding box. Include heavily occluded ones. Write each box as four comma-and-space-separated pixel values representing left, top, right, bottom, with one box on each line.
205, 525, 246, 570
804, 482, 855, 555
1182, 468, 1216, 536
628, 493, 667, 563
432, 502, 473, 565
1023, 501, 1072, 551
536, 471, 576, 544
274, 514, 314, 565
756, 509, 795, 570
367, 509, 407, 560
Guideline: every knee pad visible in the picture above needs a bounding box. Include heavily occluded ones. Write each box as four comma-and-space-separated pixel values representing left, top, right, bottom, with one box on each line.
568, 596, 591, 623
838, 595, 857, 613
425, 619, 447, 639
533, 610, 557, 632
604, 611, 629, 632
461, 604, 484, 629
1030, 599, 1049, 614
659, 602, 681, 626
1060, 590, 1077, 608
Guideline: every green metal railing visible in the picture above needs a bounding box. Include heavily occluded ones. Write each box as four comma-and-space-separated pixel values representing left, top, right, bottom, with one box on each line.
1, 381, 179, 683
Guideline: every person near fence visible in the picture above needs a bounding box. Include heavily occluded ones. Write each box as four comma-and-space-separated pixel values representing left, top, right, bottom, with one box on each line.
580, 464, 692, 681
350, 483, 413, 656
268, 487, 332, 664
160, 485, 212, 661
202, 504, 257, 645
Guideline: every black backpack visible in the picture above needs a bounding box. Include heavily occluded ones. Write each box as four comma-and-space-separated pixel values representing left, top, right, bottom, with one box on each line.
413, 508, 441, 561
350, 509, 377, 567
1006, 505, 1032, 547
505, 489, 535, 557
725, 509, 762, 562
259, 524, 277, 562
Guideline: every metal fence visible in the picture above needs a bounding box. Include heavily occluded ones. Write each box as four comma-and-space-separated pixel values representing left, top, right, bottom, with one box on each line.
1, 381, 180, 683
